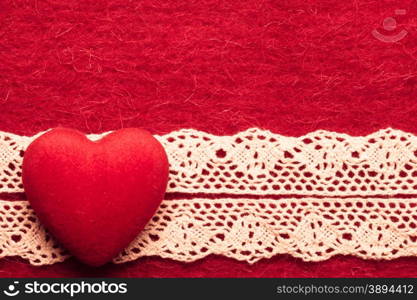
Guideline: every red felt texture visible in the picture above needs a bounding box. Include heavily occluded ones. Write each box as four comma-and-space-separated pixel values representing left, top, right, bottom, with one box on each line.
22, 127, 168, 266
1, 0, 417, 277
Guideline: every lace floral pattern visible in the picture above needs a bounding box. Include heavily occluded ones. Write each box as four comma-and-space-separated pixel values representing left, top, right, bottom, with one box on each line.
3, 128, 417, 195
1, 128, 417, 265
1, 197, 417, 265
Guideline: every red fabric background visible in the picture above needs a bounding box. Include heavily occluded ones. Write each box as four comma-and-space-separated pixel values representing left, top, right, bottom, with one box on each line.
1, 0, 417, 277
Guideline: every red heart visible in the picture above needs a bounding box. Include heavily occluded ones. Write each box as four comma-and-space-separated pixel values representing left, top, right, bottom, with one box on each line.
22, 127, 169, 266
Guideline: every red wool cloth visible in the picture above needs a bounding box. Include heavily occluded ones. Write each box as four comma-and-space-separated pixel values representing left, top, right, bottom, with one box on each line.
1, 0, 417, 277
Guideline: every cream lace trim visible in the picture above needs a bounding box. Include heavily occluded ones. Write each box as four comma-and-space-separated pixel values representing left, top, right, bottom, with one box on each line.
2, 197, 417, 265
1, 128, 417, 265
3, 128, 417, 196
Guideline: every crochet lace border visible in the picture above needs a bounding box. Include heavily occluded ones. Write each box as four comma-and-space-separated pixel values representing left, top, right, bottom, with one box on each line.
1, 128, 417, 265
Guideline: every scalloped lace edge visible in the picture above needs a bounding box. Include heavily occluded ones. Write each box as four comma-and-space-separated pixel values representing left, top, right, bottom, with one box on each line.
1, 128, 417, 265
2, 197, 417, 265
3, 128, 417, 196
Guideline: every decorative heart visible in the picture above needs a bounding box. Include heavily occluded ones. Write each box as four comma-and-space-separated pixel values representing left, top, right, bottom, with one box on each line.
22, 127, 169, 266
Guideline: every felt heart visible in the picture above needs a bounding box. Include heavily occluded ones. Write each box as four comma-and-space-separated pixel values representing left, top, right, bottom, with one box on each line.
22, 127, 169, 266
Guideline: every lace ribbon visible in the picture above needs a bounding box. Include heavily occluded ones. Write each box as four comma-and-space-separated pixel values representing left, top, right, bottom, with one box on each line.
1, 128, 417, 265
